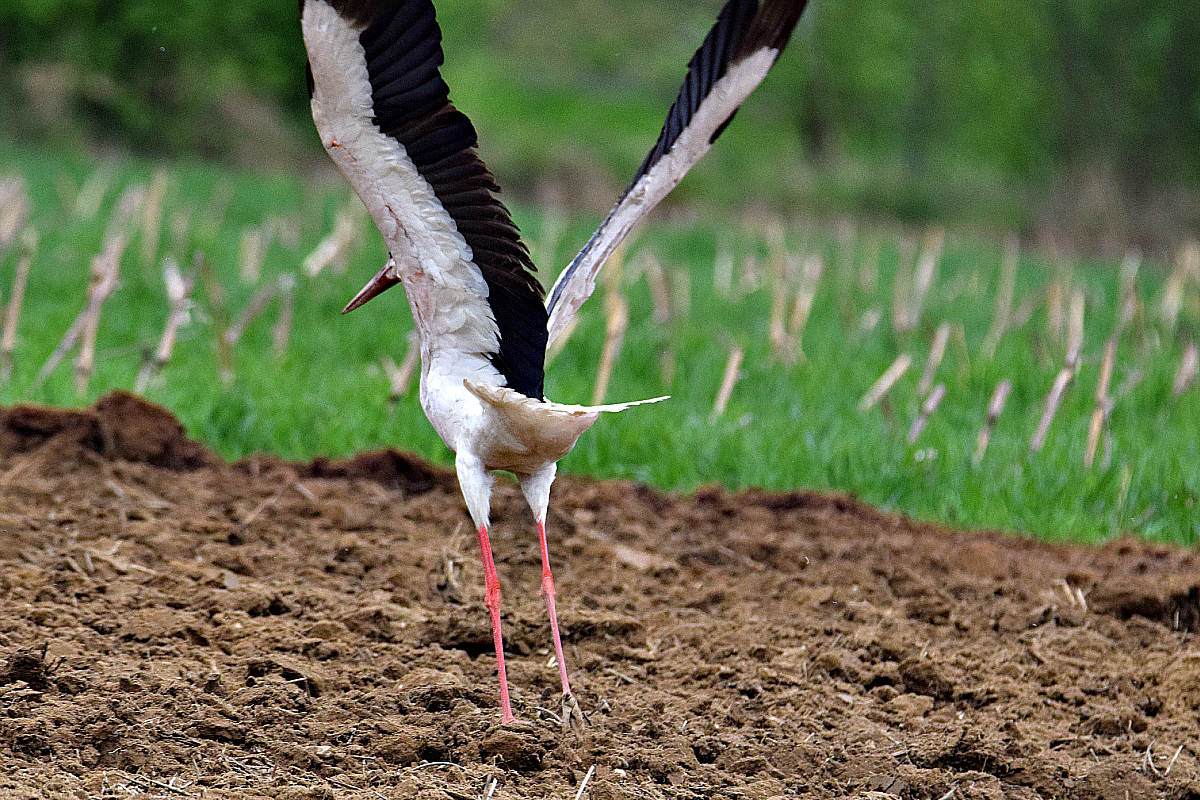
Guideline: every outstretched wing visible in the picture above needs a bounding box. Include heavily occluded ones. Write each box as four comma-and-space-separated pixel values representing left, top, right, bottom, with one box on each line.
301, 0, 548, 399
545, 0, 807, 347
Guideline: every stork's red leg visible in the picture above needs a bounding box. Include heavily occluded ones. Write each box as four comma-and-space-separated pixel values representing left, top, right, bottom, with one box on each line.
537, 518, 573, 698
476, 524, 515, 723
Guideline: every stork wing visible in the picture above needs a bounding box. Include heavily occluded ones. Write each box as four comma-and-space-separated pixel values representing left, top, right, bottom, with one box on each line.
545, 0, 807, 347
301, 0, 548, 399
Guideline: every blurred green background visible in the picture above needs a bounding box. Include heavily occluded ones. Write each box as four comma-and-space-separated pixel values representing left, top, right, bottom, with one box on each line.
2, 0, 1197, 254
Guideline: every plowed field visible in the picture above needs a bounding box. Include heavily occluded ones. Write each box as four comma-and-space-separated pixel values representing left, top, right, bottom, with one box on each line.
1, 394, 1198, 799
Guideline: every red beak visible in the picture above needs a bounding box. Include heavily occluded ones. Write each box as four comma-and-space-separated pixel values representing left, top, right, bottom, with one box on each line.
342, 257, 401, 314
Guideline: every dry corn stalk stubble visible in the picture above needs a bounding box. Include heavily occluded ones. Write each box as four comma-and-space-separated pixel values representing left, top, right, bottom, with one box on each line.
134, 256, 197, 394
591, 247, 628, 406
1, 230, 37, 379
973, 379, 1012, 465
1031, 288, 1085, 453
712, 345, 744, 419
859, 353, 912, 413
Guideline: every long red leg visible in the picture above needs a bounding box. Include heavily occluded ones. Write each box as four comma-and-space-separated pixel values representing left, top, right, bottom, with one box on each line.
476, 524, 515, 723
537, 518, 573, 697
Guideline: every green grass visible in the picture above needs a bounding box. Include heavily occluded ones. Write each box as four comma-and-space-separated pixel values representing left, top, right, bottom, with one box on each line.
1, 146, 1198, 544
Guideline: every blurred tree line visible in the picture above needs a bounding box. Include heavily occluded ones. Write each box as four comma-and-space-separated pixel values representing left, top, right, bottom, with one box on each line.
0, 0, 309, 162
800, 0, 1198, 187
1, 0, 1196, 249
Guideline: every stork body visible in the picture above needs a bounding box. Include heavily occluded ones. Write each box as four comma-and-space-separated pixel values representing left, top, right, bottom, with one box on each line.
301, 0, 807, 723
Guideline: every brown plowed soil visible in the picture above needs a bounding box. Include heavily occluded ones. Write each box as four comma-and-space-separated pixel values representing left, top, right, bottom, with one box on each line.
1, 393, 1198, 799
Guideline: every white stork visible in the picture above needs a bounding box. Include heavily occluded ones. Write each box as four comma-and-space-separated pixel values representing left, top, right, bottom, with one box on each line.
300, 0, 807, 725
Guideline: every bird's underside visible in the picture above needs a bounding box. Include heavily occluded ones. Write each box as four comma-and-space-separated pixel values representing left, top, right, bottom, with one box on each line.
301, 0, 807, 724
